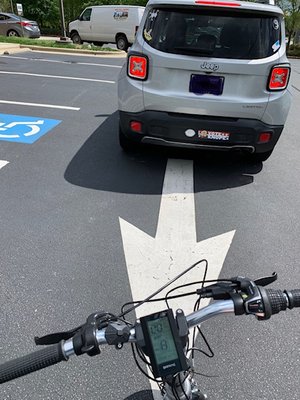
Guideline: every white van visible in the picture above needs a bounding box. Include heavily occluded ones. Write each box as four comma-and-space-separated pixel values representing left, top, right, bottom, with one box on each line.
68, 5, 145, 51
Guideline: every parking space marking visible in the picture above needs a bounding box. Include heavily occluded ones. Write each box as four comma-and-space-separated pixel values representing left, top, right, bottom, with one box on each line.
0, 160, 9, 170
77, 62, 122, 68
0, 114, 61, 144
0, 71, 115, 84
1, 55, 122, 68
0, 100, 80, 111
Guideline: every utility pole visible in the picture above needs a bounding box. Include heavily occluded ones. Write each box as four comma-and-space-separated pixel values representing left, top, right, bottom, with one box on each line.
57, 0, 71, 43
10, 0, 14, 13
58, 0, 67, 38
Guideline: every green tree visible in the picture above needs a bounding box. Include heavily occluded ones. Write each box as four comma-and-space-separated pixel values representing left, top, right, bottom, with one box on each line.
20, 0, 60, 32
277, 0, 300, 50
63, 0, 84, 23
0, 0, 13, 12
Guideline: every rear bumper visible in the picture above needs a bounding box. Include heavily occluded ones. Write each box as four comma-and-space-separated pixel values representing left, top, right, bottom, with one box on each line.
119, 110, 284, 154
23, 29, 40, 38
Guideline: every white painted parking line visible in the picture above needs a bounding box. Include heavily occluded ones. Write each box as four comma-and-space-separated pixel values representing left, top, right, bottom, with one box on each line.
0, 71, 115, 84
1, 55, 122, 68
78, 62, 121, 68
0, 100, 80, 111
1, 55, 29, 60
0, 160, 9, 170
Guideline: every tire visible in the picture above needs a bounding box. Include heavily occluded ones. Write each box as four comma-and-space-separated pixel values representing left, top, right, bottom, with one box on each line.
245, 149, 273, 163
7, 30, 19, 37
119, 127, 139, 152
116, 35, 128, 51
71, 32, 82, 45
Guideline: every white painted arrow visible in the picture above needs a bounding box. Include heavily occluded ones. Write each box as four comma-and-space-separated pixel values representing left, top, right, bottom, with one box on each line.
0, 160, 9, 170
120, 158, 235, 318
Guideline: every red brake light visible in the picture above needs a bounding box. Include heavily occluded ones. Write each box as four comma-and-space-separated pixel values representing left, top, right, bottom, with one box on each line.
18, 21, 32, 27
259, 132, 272, 143
195, 0, 241, 6
128, 55, 148, 80
130, 120, 142, 133
268, 66, 290, 91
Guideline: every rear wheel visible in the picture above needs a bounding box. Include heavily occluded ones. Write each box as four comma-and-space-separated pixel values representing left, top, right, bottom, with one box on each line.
116, 35, 128, 51
71, 32, 82, 44
7, 30, 19, 37
246, 150, 273, 163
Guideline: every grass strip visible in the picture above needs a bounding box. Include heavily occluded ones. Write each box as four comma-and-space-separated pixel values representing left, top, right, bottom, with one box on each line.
0, 35, 117, 52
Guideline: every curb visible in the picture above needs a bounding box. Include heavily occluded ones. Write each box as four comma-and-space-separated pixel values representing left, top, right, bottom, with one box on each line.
0, 43, 125, 57
20, 44, 125, 56
0, 43, 22, 54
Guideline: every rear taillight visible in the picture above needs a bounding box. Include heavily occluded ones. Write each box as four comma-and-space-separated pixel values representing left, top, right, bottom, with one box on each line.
18, 21, 32, 27
127, 54, 148, 80
268, 65, 290, 91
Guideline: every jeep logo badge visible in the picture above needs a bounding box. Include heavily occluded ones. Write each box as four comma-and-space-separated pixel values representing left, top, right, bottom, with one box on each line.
200, 62, 219, 71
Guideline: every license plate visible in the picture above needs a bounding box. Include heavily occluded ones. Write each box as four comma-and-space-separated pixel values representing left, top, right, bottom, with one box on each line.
198, 130, 230, 141
189, 74, 224, 95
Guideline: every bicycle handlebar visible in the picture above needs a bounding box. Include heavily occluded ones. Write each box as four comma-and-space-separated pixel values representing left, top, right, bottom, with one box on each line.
1, 286, 300, 385
0, 343, 67, 384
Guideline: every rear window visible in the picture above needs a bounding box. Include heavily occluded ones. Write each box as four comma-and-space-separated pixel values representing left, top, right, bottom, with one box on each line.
143, 8, 282, 59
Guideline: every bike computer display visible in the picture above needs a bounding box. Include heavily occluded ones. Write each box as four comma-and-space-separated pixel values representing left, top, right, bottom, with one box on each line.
140, 309, 188, 378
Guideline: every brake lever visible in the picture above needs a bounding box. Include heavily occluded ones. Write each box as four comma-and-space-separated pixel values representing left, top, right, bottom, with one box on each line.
34, 325, 83, 345
254, 272, 277, 287
34, 311, 112, 346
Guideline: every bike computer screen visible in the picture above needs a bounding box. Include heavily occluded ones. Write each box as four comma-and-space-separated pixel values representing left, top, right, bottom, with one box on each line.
140, 309, 188, 378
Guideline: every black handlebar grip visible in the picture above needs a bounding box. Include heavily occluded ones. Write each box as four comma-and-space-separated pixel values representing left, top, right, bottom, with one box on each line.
264, 288, 287, 316
0, 342, 68, 384
285, 289, 300, 309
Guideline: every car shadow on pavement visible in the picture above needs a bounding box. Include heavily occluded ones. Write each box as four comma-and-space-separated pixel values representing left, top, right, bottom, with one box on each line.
64, 112, 262, 194
123, 390, 154, 400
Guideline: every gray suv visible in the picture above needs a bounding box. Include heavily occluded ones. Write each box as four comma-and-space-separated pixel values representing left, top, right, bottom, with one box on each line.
118, 0, 291, 162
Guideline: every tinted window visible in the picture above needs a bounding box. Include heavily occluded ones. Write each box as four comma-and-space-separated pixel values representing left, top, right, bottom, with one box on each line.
0, 14, 10, 21
143, 8, 282, 59
81, 8, 92, 21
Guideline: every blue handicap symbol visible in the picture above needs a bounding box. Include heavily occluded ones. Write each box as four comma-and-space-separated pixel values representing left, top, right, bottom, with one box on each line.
0, 113, 61, 144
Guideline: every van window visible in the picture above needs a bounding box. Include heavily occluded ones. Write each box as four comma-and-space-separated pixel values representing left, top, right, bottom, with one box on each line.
143, 8, 282, 59
80, 8, 92, 22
